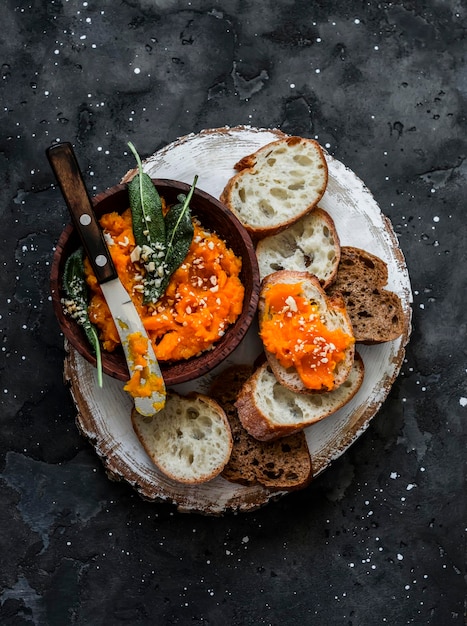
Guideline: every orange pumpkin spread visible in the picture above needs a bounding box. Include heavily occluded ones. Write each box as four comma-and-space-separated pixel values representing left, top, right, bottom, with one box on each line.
260, 282, 354, 390
122, 331, 165, 408
84, 208, 244, 362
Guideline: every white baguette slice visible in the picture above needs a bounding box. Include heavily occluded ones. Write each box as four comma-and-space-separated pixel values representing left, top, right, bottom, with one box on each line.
259, 271, 355, 394
256, 207, 340, 287
220, 136, 328, 238
236, 353, 364, 441
131, 393, 233, 484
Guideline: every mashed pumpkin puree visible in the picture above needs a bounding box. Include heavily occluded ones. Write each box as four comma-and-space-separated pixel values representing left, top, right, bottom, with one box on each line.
84, 207, 245, 361
123, 331, 165, 405
260, 282, 354, 390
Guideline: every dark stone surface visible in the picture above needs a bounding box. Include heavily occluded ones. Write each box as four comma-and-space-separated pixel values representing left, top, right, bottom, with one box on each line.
1, 1, 465, 624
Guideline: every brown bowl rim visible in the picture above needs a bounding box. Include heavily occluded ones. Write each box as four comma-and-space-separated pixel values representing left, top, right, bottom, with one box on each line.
50, 179, 260, 386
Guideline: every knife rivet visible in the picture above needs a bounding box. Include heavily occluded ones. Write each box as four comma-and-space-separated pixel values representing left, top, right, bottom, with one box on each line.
95, 254, 108, 267
80, 214, 92, 226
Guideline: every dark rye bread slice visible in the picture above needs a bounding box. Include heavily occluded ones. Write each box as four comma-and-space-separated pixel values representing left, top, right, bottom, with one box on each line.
235, 354, 364, 441
326, 246, 405, 344
220, 136, 328, 239
209, 365, 313, 490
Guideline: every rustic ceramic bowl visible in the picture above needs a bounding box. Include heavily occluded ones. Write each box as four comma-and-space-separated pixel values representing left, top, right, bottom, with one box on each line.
50, 179, 260, 386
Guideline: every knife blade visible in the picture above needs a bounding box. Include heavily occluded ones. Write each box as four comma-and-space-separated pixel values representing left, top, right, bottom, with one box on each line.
46, 141, 166, 416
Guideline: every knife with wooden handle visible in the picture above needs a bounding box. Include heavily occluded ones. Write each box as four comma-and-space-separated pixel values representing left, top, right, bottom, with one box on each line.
46, 142, 166, 416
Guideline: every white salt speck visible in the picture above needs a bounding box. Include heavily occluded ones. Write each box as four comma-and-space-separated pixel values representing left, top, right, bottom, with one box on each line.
397, 553, 403, 560
325, 142, 331, 148
374, 45, 379, 50
80, 35, 86, 40
54, 49, 59, 55
316, 37, 321, 42
433, 216, 440, 222
134, 67, 141, 74
290, 83, 295, 88
406, 483, 416, 491
390, 472, 398, 479
460, 397, 467, 407
420, 304, 425, 309
315, 68, 321, 74
354, 18, 360, 24
242, 536, 249, 544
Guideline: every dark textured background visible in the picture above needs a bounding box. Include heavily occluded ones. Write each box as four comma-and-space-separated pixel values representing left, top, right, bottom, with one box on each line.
1, 1, 466, 624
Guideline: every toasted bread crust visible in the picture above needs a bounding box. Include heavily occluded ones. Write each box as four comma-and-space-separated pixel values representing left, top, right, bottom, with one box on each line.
258, 270, 355, 394
220, 136, 328, 239
131, 393, 232, 484
235, 353, 364, 441
210, 365, 313, 490
255, 207, 341, 288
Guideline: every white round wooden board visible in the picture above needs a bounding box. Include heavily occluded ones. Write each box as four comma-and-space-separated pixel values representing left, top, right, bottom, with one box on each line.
64, 126, 412, 515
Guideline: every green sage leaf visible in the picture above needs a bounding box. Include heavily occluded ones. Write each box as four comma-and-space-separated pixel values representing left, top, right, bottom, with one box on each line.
165, 198, 194, 272
63, 248, 103, 387
127, 142, 198, 305
127, 141, 165, 249
165, 177, 196, 271
158, 187, 196, 295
